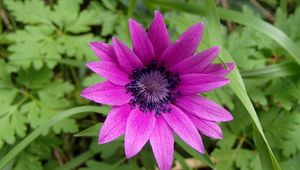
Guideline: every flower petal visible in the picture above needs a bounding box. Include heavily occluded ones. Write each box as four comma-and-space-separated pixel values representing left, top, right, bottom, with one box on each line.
176, 95, 233, 122
112, 37, 143, 73
150, 116, 174, 170
177, 74, 229, 94
86, 61, 130, 86
161, 22, 204, 67
188, 114, 223, 139
129, 19, 156, 65
90, 42, 117, 63
147, 11, 171, 57
98, 104, 131, 144
202, 63, 235, 76
80, 81, 131, 106
170, 46, 220, 74
125, 109, 156, 158
162, 104, 205, 153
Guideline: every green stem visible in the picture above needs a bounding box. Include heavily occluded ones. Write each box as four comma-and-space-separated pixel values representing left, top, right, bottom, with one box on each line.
127, 0, 137, 18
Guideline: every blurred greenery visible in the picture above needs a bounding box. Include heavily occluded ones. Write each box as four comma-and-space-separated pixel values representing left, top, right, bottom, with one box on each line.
1, 0, 300, 169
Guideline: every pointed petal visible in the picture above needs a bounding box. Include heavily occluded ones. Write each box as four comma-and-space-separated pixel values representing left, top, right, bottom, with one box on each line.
98, 104, 131, 144
170, 46, 220, 74
125, 109, 156, 158
80, 81, 131, 106
86, 61, 130, 86
161, 22, 204, 67
202, 63, 235, 76
150, 116, 174, 170
188, 114, 223, 139
162, 104, 205, 153
176, 95, 233, 122
90, 42, 117, 63
129, 19, 155, 65
148, 11, 171, 57
177, 74, 229, 94
112, 37, 143, 73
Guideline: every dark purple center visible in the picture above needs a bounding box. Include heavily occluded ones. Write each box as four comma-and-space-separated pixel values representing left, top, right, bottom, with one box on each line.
126, 61, 180, 115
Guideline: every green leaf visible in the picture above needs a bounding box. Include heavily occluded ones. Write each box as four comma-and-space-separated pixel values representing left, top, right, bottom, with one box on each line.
7, 25, 60, 69
203, 1, 280, 169
241, 62, 300, 79
0, 60, 27, 148
14, 152, 42, 170
0, 105, 103, 169
146, 0, 300, 67
64, 1, 104, 33
175, 136, 214, 168
4, 0, 52, 25
74, 123, 101, 137
82, 74, 106, 87
57, 34, 97, 60
281, 112, 300, 157
174, 151, 192, 170
16, 66, 53, 89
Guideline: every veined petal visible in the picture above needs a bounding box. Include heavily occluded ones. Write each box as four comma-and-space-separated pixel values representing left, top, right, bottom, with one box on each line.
177, 74, 229, 94
125, 109, 156, 158
148, 11, 171, 58
98, 104, 131, 144
129, 19, 155, 65
162, 104, 205, 153
176, 95, 233, 122
150, 116, 174, 170
90, 42, 117, 63
202, 63, 235, 76
113, 37, 143, 73
170, 46, 220, 74
188, 114, 223, 139
80, 81, 131, 106
161, 22, 204, 67
86, 61, 130, 86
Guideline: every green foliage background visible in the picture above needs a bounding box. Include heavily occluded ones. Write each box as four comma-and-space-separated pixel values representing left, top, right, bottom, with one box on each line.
0, 0, 300, 169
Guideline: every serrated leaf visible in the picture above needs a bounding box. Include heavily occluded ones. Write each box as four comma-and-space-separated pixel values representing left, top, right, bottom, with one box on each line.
7, 26, 61, 70
58, 34, 97, 60
14, 152, 42, 170
4, 0, 52, 25
16, 66, 53, 89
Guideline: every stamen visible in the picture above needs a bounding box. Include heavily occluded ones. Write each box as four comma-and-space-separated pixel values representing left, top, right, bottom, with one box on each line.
126, 60, 180, 115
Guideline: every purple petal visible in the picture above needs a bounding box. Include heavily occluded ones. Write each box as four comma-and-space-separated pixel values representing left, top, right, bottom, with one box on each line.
86, 61, 130, 86
177, 74, 229, 94
90, 42, 117, 63
162, 104, 205, 153
188, 114, 223, 139
125, 109, 156, 158
202, 63, 235, 76
147, 11, 171, 58
80, 81, 131, 106
112, 37, 143, 73
170, 46, 220, 74
176, 95, 233, 122
161, 22, 204, 67
150, 116, 174, 170
98, 104, 131, 144
129, 19, 156, 65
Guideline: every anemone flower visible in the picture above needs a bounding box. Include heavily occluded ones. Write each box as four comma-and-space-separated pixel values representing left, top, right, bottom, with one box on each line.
81, 11, 234, 170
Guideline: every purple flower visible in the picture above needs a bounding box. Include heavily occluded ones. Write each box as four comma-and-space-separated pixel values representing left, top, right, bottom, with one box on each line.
81, 11, 234, 170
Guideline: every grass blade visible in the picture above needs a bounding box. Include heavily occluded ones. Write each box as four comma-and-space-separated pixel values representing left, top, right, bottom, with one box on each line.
204, 0, 281, 169
241, 62, 299, 78
74, 123, 101, 137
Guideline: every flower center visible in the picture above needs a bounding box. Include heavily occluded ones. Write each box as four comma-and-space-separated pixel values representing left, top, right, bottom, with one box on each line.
126, 61, 180, 115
